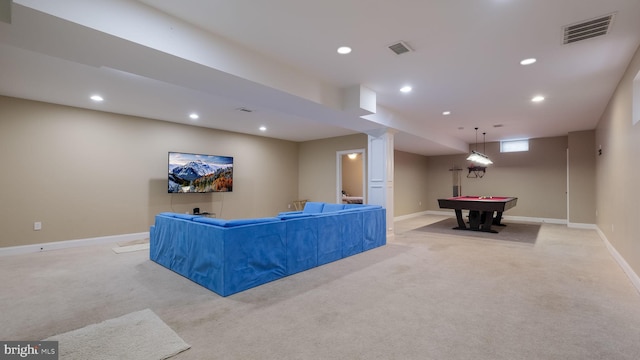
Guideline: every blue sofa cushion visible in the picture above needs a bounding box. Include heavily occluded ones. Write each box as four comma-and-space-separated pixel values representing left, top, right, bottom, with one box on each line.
193, 217, 281, 227
279, 213, 313, 220
339, 205, 383, 213
170, 213, 199, 220
322, 203, 346, 213
193, 217, 229, 227
224, 217, 281, 227
343, 204, 364, 209
302, 202, 325, 214
343, 204, 382, 210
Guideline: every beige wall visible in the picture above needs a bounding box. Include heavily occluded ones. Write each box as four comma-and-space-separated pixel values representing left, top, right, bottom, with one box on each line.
1, 90, 609, 251
298, 134, 367, 203
568, 130, 596, 224
424, 137, 569, 220
0, 96, 298, 247
595, 43, 640, 277
394, 150, 430, 216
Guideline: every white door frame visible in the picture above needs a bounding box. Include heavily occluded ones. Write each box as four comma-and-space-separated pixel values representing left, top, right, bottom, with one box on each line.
336, 149, 366, 204
566, 147, 570, 222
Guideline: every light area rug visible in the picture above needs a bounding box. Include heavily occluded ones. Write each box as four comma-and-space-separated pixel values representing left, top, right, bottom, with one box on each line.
415, 217, 541, 244
44, 309, 190, 360
112, 243, 150, 254
117, 239, 149, 247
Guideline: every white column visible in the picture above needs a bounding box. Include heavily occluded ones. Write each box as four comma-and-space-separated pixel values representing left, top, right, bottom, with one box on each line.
367, 128, 395, 235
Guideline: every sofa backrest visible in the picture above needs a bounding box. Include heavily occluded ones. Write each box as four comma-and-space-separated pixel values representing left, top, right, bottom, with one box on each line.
192, 216, 281, 228
342, 204, 382, 211
322, 203, 346, 213
300, 202, 383, 215
159, 212, 199, 220
302, 202, 325, 214
158, 212, 281, 228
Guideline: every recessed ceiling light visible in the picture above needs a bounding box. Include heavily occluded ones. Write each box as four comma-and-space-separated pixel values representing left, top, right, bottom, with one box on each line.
520, 58, 537, 65
400, 86, 412, 93
90, 95, 103, 102
442, 111, 451, 115
531, 95, 545, 102
259, 126, 267, 131
337, 46, 352, 54
189, 113, 199, 120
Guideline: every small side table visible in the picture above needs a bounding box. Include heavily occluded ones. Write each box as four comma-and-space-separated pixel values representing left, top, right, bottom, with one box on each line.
292, 200, 308, 211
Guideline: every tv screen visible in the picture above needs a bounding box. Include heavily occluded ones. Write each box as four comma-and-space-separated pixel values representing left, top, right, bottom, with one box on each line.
168, 152, 233, 193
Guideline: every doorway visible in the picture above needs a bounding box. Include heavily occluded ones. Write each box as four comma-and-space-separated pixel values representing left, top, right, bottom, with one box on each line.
336, 149, 366, 204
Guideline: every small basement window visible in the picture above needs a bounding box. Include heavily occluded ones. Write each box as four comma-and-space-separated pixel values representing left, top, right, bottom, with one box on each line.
500, 139, 529, 153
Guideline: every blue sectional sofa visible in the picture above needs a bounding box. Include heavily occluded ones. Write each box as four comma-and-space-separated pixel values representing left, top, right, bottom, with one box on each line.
150, 202, 386, 296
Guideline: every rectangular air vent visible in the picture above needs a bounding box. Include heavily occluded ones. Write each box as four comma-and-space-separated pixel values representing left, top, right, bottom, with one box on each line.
388, 41, 413, 55
563, 13, 615, 45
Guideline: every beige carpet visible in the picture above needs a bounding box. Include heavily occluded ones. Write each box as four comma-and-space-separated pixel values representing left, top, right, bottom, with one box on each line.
415, 217, 541, 244
3, 215, 640, 359
44, 309, 190, 360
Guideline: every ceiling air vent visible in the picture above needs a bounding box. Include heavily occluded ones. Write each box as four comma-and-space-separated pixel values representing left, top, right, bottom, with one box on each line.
388, 41, 413, 55
563, 13, 615, 45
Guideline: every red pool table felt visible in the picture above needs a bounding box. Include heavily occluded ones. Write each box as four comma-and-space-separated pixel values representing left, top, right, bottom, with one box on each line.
438, 196, 517, 212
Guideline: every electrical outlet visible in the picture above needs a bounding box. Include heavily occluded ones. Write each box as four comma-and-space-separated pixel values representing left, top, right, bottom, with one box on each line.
34, 222, 42, 231
288, 204, 291, 209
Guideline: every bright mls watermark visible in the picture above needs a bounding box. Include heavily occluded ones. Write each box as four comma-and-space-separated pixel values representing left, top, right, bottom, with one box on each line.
1, 341, 58, 359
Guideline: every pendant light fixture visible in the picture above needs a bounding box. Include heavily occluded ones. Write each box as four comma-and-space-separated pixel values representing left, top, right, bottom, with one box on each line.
467, 128, 493, 178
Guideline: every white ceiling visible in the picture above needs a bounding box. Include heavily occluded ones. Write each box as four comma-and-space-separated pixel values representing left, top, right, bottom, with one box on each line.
2, 0, 640, 155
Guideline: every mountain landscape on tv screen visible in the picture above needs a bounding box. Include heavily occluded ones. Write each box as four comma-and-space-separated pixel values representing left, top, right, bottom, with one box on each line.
169, 158, 233, 193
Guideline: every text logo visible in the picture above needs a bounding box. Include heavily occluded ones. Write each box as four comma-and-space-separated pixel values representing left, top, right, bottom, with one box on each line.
1, 341, 58, 359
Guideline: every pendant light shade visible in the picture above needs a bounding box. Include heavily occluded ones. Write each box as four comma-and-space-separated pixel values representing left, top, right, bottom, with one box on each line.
467, 128, 492, 178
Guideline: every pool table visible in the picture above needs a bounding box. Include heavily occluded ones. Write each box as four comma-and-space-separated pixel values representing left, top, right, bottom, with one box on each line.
437, 196, 518, 233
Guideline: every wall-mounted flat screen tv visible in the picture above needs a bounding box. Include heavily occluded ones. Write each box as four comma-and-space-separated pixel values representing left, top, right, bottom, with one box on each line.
168, 152, 233, 193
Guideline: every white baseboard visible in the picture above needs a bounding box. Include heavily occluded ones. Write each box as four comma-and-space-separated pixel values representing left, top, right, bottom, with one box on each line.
502, 215, 567, 224
567, 222, 598, 229
0, 232, 150, 257
596, 227, 640, 295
